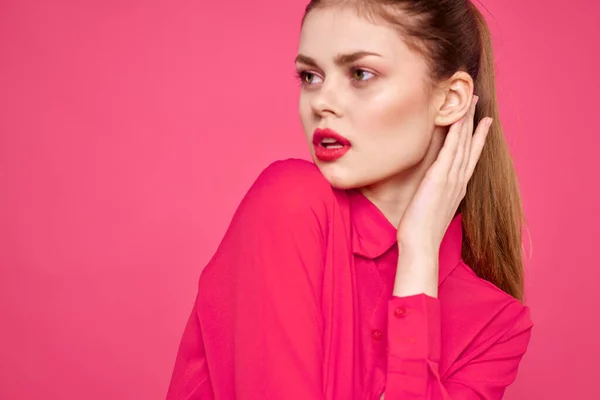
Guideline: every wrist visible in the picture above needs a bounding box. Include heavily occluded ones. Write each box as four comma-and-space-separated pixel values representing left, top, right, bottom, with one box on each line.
395, 256, 438, 280
398, 241, 439, 264
397, 228, 440, 250
393, 249, 439, 298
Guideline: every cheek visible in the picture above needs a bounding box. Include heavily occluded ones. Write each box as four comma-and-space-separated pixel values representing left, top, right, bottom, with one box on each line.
298, 95, 312, 137
359, 85, 432, 151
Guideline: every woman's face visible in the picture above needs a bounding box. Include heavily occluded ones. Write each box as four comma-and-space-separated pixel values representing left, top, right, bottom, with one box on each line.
296, 7, 439, 189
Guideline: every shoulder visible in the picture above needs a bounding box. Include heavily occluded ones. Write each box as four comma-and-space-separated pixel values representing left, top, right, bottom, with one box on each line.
235, 158, 339, 228
441, 262, 533, 350
243, 158, 337, 213
203, 159, 337, 278
252, 158, 332, 192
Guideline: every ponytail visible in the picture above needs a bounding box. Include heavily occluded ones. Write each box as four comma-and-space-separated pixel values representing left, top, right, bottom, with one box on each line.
459, 3, 525, 301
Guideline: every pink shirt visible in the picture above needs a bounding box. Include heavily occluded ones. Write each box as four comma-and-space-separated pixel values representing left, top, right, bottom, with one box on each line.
167, 158, 532, 399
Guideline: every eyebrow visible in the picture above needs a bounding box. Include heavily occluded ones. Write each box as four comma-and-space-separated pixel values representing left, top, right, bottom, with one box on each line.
294, 51, 382, 67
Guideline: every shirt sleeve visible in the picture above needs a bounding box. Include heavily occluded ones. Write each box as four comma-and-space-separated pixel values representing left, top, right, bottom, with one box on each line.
166, 298, 214, 399
385, 294, 533, 399
167, 159, 330, 399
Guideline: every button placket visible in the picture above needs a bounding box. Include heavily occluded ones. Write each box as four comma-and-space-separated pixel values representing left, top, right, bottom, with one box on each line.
368, 260, 387, 345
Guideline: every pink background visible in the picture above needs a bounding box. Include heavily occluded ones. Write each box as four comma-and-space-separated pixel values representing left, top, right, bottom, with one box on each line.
1, 0, 598, 399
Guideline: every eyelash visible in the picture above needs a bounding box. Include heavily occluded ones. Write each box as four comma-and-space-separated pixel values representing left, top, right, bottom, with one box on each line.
294, 67, 375, 87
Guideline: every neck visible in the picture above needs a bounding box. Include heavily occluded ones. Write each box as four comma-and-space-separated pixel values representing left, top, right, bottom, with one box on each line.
359, 129, 446, 228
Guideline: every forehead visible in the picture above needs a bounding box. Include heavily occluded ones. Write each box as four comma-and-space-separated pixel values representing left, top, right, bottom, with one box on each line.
298, 7, 403, 59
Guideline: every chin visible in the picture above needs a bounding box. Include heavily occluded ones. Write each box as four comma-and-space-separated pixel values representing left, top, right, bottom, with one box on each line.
313, 160, 366, 190
324, 175, 358, 190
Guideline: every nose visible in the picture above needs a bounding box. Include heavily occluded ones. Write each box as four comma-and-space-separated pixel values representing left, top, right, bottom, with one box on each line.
309, 79, 342, 118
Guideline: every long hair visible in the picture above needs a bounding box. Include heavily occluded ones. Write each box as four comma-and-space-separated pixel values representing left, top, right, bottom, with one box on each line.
302, 0, 526, 301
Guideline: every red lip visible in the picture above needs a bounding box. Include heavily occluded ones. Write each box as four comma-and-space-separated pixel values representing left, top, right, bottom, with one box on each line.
312, 128, 351, 162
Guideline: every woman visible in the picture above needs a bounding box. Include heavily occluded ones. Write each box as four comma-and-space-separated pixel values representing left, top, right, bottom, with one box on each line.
166, 0, 532, 398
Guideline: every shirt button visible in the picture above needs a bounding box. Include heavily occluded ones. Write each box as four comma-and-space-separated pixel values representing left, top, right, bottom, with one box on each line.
371, 329, 383, 342
394, 306, 407, 318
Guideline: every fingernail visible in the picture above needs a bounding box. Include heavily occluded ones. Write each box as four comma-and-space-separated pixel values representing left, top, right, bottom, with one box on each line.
487, 118, 493, 127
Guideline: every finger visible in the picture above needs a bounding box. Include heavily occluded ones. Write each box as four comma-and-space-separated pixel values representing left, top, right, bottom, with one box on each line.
465, 117, 492, 180
449, 115, 468, 178
461, 96, 478, 176
436, 117, 464, 170
452, 96, 477, 178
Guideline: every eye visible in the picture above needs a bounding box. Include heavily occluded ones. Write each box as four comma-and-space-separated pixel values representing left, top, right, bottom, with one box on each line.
296, 70, 323, 86
351, 68, 375, 82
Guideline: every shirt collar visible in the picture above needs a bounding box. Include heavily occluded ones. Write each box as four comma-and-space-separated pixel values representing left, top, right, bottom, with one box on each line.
347, 189, 463, 285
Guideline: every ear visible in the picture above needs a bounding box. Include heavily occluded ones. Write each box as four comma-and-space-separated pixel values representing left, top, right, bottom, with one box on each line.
433, 71, 474, 127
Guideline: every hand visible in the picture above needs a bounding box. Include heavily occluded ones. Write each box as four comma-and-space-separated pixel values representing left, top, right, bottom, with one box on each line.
395, 95, 491, 280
